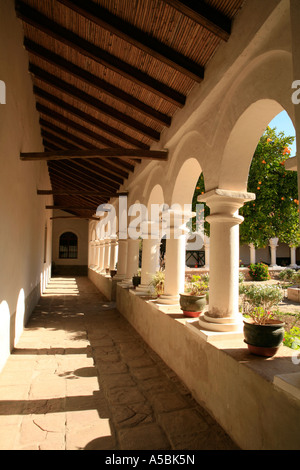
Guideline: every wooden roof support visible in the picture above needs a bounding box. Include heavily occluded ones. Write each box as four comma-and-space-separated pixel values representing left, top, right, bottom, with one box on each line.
163, 0, 231, 41
46, 205, 97, 210
34, 86, 149, 150
21, 148, 168, 162
51, 216, 100, 220
24, 38, 172, 126
15, 1, 186, 106
56, 0, 204, 82
29, 64, 161, 141
38, 190, 128, 196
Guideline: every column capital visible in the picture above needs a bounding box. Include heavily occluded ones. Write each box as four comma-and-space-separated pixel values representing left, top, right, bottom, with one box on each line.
198, 188, 255, 225
198, 188, 255, 205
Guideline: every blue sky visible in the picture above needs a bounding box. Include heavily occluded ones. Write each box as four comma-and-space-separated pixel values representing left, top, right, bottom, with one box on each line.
268, 111, 297, 156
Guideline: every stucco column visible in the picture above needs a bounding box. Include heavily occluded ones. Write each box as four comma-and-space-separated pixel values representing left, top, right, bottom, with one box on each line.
114, 238, 128, 281
121, 238, 140, 286
249, 243, 256, 265
290, 246, 298, 268
109, 235, 118, 270
159, 209, 190, 305
96, 239, 105, 272
204, 235, 210, 269
89, 241, 94, 267
269, 237, 278, 267
103, 238, 111, 273
94, 241, 100, 270
134, 222, 160, 295
198, 189, 255, 332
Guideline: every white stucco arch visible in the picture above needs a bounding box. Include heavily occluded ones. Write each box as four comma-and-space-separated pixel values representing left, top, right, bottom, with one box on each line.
171, 157, 202, 209
216, 50, 294, 191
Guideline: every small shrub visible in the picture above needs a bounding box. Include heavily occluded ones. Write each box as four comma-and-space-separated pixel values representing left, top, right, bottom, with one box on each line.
184, 275, 209, 296
242, 284, 283, 314
292, 271, 300, 286
278, 268, 296, 283
248, 262, 270, 281
283, 327, 300, 350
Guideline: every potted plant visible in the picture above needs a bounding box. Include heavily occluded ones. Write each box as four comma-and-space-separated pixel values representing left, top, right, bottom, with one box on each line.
149, 270, 165, 296
132, 269, 141, 288
179, 275, 209, 318
242, 284, 285, 357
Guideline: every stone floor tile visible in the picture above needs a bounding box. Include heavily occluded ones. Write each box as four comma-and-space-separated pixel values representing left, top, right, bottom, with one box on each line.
0, 276, 238, 451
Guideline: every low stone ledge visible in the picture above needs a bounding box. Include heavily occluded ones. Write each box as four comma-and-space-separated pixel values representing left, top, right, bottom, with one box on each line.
116, 284, 300, 450
287, 286, 300, 303
88, 267, 117, 301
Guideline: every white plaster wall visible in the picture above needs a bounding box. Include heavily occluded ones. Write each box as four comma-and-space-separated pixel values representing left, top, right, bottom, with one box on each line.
52, 210, 88, 266
0, 0, 52, 371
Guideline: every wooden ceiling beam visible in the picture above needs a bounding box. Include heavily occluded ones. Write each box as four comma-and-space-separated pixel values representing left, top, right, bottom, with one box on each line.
40, 123, 141, 173
46, 205, 96, 210
48, 162, 118, 194
24, 38, 172, 126
21, 148, 168, 162
50, 159, 121, 191
29, 64, 161, 141
37, 102, 122, 149
56, 0, 204, 82
41, 130, 77, 150
15, 1, 186, 106
34, 86, 149, 150
163, 0, 231, 41
38, 189, 127, 196
47, 173, 110, 205
51, 216, 100, 220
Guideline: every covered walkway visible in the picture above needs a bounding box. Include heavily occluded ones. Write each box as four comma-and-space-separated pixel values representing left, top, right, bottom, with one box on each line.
0, 276, 238, 450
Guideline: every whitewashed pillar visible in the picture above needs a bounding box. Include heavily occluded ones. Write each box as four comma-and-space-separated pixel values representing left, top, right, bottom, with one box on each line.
269, 237, 278, 267
204, 235, 210, 269
121, 238, 140, 286
114, 238, 128, 281
109, 235, 118, 270
290, 246, 298, 268
134, 222, 160, 295
103, 238, 111, 273
158, 209, 190, 305
249, 243, 256, 265
198, 189, 255, 332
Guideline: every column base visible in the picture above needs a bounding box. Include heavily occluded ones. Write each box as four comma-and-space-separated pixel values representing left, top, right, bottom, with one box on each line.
198, 312, 243, 332
119, 278, 133, 288
114, 274, 126, 281
157, 294, 179, 305
132, 284, 152, 295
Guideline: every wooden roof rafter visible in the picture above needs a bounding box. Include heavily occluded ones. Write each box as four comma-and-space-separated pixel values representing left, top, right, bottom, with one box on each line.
15, 0, 187, 106
15, 0, 245, 214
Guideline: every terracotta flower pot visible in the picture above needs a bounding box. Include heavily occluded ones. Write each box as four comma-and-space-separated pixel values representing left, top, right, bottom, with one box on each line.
243, 318, 285, 357
179, 293, 207, 318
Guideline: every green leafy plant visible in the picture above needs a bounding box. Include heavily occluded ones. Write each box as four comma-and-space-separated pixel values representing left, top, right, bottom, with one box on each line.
278, 268, 296, 283
150, 270, 165, 295
184, 275, 209, 296
248, 262, 270, 281
292, 271, 300, 286
240, 127, 300, 248
283, 327, 300, 349
242, 284, 284, 323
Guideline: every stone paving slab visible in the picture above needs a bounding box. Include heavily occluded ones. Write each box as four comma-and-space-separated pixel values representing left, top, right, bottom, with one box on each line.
0, 276, 239, 451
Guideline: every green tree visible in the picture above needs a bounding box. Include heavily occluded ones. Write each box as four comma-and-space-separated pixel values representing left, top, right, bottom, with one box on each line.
191, 127, 300, 249
240, 126, 300, 248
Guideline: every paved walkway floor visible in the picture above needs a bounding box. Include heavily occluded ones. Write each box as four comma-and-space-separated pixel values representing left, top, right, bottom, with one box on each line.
0, 277, 238, 450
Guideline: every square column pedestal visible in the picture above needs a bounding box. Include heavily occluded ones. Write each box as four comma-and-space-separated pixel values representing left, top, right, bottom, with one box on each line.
198, 189, 255, 332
